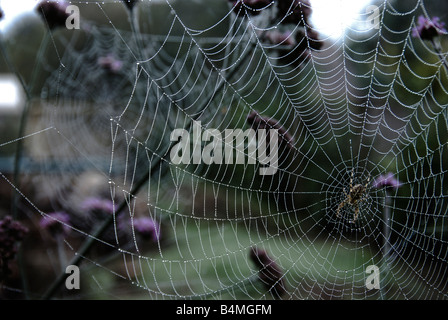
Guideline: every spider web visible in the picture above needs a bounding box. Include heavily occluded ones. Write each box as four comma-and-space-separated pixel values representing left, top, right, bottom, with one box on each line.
1, 0, 447, 300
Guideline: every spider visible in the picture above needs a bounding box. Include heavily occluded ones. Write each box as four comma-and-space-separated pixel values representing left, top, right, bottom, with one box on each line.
336, 169, 370, 223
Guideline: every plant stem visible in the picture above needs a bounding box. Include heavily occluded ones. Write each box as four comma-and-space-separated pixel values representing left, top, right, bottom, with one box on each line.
11, 32, 52, 219
381, 190, 391, 300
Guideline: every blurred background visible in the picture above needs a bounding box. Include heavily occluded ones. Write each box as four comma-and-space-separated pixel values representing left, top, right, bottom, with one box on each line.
0, 0, 447, 300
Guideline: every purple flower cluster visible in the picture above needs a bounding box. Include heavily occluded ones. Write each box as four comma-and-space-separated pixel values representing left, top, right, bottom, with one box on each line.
80, 197, 115, 215
98, 55, 124, 73
133, 217, 161, 243
249, 246, 287, 299
80, 197, 161, 244
412, 15, 446, 41
0, 216, 28, 280
373, 172, 401, 190
39, 212, 71, 237
35, 1, 70, 30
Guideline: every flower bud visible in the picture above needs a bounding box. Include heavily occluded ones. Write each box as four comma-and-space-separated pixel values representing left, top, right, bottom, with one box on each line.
412, 15, 446, 41
373, 172, 402, 190
40, 212, 71, 237
249, 246, 287, 299
122, 0, 139, 11
36, 1, 70, 30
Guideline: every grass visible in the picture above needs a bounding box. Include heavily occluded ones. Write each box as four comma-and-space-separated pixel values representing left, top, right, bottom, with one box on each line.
80, 214, 383, 300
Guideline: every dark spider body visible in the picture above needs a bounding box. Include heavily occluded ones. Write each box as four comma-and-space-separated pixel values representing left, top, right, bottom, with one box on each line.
349, 184, 366, 203
336, 170, 370, 223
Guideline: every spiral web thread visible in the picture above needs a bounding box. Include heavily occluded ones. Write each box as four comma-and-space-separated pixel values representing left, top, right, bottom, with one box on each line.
1, 0, 448, 299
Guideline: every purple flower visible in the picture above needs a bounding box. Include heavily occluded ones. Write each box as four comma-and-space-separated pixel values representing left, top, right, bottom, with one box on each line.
40, 212, 71, 237
0, 216, 28, 280
373, 172, 401, 190
98, 55, 123, 73
35, 1, 70, 30
0, 216, 28, 258
412, 15, 446, 41
133, 217, 161, 243
80, 197, 115, 215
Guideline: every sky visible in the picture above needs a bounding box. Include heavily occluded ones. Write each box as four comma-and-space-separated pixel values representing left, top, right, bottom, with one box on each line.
0, 75, 24, 113
310, 0, 375, 38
